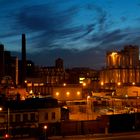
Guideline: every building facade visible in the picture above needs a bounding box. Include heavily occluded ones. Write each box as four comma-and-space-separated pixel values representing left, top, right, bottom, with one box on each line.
100, 45, 140, 89
0, 97, 68, 138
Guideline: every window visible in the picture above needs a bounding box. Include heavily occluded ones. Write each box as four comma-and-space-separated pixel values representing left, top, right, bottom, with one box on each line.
10, 115, 13, 122
23, 114, 28, 122
51, 112, 55, 120
15, 114, 21, 122
30, 113, 36, 121
45, 112, 48, 120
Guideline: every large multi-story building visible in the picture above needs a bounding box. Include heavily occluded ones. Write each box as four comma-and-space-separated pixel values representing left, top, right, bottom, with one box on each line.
100, 45, 140, 89
0, 97, 69, 138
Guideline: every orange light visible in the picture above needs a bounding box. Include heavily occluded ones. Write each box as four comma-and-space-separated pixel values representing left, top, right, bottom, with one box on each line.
87, 95, 90, 99
66, 92, 70, 96
101, 82, 104, 86
63, 83, 66, 86
83, 83, 86, 87
111, 52, 117, 57
117, 82, 121, 86
4, 134, 9, 138
132, 82, 135, 85
77, 91, 80, 95
56, 92, 59, 96
44, 125, 47, 130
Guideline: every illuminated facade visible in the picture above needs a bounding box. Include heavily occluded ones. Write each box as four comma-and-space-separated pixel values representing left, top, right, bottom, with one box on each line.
52, 85, 82, 101
100, 45, 140, 89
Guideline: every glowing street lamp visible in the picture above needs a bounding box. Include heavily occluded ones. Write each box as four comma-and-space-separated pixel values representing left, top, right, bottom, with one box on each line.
0, 107, 3, 111
87, 96, 91, 120
43, 125, 48, 140
132, 82, 135, 86
83, 82, 86, 87
77, 91, 80, 96
44, 125, 47, 130
63, 83, 66, 86
101, 82, 104, 86
117, 82, 121, 86
56, 92, 59, 96
66, 92, 70, 96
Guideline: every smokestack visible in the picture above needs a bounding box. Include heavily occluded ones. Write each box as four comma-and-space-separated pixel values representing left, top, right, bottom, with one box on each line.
21, 34, 26, 87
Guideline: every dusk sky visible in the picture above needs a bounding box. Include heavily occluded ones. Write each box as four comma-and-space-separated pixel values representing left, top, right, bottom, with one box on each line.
1, 0, 140, 69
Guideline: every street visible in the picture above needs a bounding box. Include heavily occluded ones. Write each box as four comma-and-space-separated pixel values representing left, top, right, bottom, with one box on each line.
48, 132, 140, 140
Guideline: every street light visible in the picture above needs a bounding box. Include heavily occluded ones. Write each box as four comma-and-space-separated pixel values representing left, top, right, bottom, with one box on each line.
0, 107, 2, 111
5, 108, 10, 139
43, 125, 48, 140
7, 108, 10, 137
87, 96, 90, 120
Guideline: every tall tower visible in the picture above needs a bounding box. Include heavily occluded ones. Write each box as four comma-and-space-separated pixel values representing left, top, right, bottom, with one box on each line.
21, 34, 26, 87
55, 58, 64, 69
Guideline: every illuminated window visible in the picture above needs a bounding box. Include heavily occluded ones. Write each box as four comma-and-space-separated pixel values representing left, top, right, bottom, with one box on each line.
79, 77, 85, 84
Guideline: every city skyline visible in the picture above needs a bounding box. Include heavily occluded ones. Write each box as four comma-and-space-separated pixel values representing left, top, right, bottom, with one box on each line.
1, 0, 140, 69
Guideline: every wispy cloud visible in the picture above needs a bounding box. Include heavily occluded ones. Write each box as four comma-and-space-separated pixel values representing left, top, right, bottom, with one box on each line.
1, 0, 140, 69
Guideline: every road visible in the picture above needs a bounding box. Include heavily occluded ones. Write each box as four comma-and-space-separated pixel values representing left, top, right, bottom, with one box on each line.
48, 132, 140, 140
4, 132, 140, 140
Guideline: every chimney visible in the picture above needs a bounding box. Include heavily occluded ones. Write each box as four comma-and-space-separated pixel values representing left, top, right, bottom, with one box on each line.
21, 34, 26, 87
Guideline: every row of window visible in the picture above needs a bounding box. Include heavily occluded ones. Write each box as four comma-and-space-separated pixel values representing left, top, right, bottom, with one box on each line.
9, 112, 37, 123
9, 112, 56, 123
44, 112, 56, 120
0, 111, 57, 123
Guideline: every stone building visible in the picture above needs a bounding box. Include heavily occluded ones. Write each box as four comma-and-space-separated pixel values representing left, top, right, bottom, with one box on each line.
100, 45, 140, 90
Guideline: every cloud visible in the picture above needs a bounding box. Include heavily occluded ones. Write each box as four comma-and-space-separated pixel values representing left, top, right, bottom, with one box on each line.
25, 47, 106, 69
85, 3, 108, 31
14, 1, 110, 51
1, 0, 140, 70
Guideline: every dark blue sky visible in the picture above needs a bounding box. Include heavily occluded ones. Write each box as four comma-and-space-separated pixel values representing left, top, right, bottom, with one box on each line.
1, 0, 140, 69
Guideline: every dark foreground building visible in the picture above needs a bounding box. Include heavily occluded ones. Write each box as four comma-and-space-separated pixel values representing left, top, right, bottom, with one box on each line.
0, 97, 69, 139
